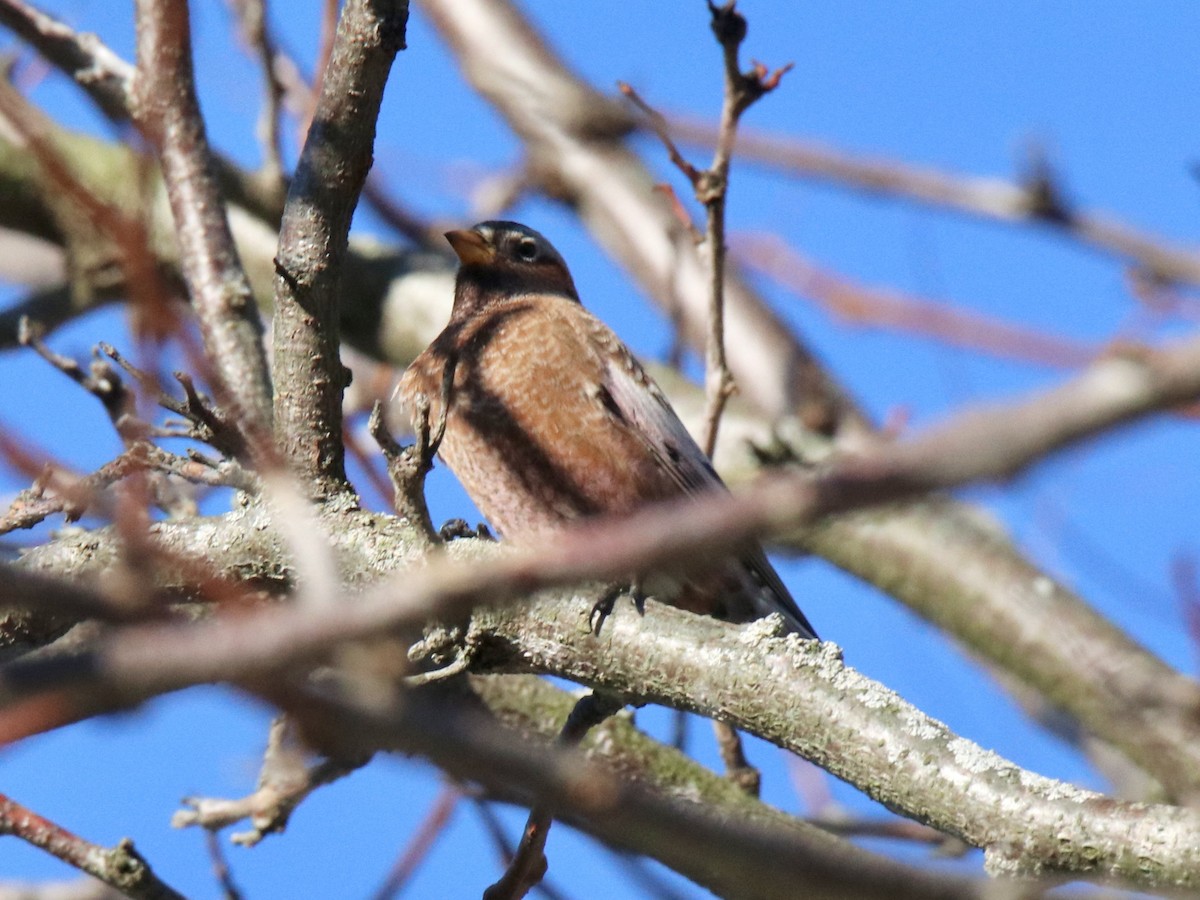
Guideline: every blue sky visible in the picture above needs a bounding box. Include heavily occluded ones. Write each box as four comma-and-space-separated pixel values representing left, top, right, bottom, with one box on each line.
2, 2, 1198, 896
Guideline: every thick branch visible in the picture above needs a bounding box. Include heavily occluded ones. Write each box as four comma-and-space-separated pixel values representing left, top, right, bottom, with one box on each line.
4, 554, 1193, 890
468, 596, 1200, 887
270, 0, 408, 499
284, 678, 992, 900
460, 674, 987, 900
12, 312, 1200, 795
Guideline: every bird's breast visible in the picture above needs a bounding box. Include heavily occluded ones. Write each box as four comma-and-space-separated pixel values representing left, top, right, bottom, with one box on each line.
431, 302, 679, 542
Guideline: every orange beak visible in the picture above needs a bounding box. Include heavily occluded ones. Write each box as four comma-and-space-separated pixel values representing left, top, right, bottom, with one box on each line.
444, 228, 495, 266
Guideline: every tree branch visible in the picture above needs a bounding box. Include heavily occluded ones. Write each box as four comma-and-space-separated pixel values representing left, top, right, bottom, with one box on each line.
468, 597, 1200, 887
0, 792, 185, 900
666, 115, 1200, 287
270, 0, 408, 499
130, 0, 273, 433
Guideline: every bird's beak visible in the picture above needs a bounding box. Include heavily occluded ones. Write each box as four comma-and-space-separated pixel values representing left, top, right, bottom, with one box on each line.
444, 229, 494, 266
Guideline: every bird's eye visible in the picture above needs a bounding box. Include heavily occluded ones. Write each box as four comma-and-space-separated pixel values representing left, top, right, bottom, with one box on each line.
515, 238, 538, 261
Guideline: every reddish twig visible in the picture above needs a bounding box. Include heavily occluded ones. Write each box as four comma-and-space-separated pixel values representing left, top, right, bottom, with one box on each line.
0, 791, 185, 900
483, 691, 624, 900
0, 78, 181, 346
130, 0, 273, 434
370, 784, 461, 900
737, 233, 1099, 368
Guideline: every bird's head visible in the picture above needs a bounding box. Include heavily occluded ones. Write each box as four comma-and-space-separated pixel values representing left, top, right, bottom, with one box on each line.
445, 221, 580, 316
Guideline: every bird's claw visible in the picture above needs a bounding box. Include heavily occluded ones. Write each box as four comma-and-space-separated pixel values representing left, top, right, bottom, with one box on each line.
589, 580, 648, 635
438, 519, 494, 542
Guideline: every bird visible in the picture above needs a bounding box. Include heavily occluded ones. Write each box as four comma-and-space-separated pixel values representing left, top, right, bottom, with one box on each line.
395, 220, 817, 640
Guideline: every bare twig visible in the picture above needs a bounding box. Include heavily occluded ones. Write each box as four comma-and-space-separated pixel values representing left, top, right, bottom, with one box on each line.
0, 792, 185, 900
130, 0, 273, 434
713, 720, 760, 796
484, 691, 624, 900
370, 784, 460, 900
696, 1, 792, 456
174, 715, 368, 846
471, 800, 576, 900
271, 0, 408, 500
737, 234, 1099, 368
18, 319, 139, 436
368, 390, 443, 543
621, 2, 789, 788
627, 2, 796, 457
0, 0, 133, 121
225, 0, 288, 209
666, 114, 1200, 287
203, 831, 244, 900
0, 445, 140, 534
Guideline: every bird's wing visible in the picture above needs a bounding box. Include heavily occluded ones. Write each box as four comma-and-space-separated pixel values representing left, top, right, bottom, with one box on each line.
598, 344, 722, 496
597, 331, 819, 640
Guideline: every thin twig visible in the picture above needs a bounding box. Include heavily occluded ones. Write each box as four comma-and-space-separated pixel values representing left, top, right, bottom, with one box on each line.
368, 379, 445, 543
622, 3, 792, 457
19, 318, 140, 437
0, 791, 186, 900
203, 830, 245, 900
225, 0, 288, 208
483, 691, 625, 900
696, 1, 791, 456
737, 233, 1099, 368
713, 720, 760, 796
623, 2, 789, 786
174, 715, 369, 846
666, 113, 1200, 287
130, 0, 274, 435
370, 784, 460, 900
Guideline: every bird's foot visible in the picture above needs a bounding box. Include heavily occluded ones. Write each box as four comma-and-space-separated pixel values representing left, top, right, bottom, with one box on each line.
588, 579, 649, 635
438, 519, 494, 542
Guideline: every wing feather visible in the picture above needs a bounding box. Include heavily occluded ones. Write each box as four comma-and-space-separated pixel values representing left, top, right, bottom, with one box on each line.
595, 333, 818, 639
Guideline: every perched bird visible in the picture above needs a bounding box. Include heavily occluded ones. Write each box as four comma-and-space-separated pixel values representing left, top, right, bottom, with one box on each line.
396, 221, 817, 639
